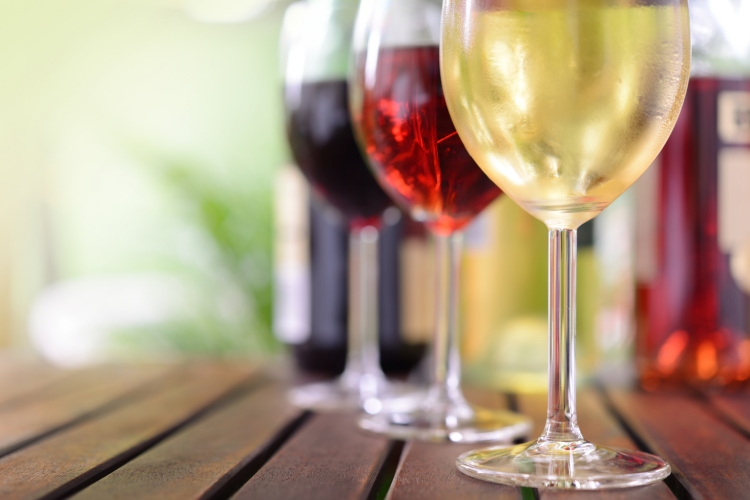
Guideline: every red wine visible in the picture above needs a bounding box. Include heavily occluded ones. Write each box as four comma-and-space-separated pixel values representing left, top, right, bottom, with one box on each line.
636, 78, 750, 391
358, 46, 501, 235
286, 80, 392, 224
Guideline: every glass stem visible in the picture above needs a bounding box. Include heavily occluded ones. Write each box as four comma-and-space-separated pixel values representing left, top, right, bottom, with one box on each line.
428, 232, 465, 405
541, 228, 584, 443
342, 223, 385, 391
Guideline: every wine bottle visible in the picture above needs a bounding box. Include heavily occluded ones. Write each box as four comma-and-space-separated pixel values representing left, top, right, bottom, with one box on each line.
461, 195, 635, 392
635, 0, 750, 391
273, 165, 428, 375
461, 198, 548, 393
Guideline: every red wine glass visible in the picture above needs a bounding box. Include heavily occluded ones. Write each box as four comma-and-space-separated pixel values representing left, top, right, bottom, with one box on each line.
348, 0, 531, 441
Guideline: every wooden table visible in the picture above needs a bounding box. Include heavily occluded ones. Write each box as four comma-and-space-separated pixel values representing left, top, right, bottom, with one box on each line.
0, 361, 747, 500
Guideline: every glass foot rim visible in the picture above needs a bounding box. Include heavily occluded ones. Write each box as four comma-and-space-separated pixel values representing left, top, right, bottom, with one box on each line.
358, 409, 532, 443
456, 441, 672, 489
287, 381, 363, 412
288, 380, 422, 413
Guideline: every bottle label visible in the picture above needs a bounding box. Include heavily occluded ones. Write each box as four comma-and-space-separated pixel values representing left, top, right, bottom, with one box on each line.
400, 236, 433, 344
273, 166, 311, 344
718, 147, 750, 252
718, 91, 750, 145
718, 91, 750, 297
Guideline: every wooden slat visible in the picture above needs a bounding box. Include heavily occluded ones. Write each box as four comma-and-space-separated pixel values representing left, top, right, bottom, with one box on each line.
0, 355, 57, 377
72, 383, 302, 500
710, 393, 750, 437
516, 392, 675, 500
0, 364, 253, 500
0, 362, 63, 407
608, 389, 750, 500
387, 442, 520, 500
386, 387, 519, 500
543, 486, 675, 500
0, 365, 169, 456
233, 413, 393, 500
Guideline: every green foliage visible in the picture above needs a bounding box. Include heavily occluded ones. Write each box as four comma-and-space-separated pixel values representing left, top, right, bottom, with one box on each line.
111, 156, 281, 358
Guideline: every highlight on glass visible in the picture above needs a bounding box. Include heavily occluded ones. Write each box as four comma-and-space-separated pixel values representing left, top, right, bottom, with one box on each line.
348, 0, 531, 442
441, 0, 690, 487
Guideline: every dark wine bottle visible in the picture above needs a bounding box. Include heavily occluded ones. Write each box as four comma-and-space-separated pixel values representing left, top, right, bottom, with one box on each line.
276, 0, 428, 378
273, 165, 428, 375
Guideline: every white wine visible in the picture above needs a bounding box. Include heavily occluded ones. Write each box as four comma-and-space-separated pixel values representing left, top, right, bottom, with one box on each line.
441, 0, 690, 228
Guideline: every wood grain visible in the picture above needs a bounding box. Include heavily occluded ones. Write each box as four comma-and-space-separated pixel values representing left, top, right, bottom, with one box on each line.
387, 442, 520, 500
0, 361, 63, 408
710, 393, 750, 437
517, 392, 675, 500
608, 389, 750, 500
233, 413, 393, 500
386, 387, 519, 500
0, 365, 169, 456
0, 358, 743, 500
0, 364, 253, 500
72, 382, 302, 500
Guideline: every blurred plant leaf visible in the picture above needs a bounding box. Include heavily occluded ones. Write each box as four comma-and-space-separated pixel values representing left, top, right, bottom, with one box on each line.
112, 152, 280, 357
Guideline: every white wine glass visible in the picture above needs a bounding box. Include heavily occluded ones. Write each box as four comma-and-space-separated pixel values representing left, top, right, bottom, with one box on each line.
441, 0, 690, 488
348, 0, 531, 442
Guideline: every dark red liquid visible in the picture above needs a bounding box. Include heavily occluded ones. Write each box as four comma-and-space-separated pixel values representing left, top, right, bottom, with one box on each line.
286, 80, 392, 224
358, 46, 501, 235
637, 78, 750, 391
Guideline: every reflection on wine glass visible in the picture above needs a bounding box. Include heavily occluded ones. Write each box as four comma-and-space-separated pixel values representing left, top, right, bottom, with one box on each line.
442, 0, 690, 488
349, 0, 531, 442
282, 0, 416, 412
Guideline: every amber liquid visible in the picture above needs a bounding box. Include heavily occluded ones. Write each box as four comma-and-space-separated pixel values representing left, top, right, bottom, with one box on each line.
358, 46, 501, 235
637, 78, 750, 391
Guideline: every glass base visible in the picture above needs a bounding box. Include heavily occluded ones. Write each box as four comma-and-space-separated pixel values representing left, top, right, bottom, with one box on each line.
358, 398, 532, 443
457, 440, 671, 489
288, 376, 421, 414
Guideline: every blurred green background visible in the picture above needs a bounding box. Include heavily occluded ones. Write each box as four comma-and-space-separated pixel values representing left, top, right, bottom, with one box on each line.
0, 0, 637, 381
0, 0, 291, 362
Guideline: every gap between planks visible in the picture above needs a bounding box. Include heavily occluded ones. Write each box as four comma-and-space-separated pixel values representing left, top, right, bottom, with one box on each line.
386, 388, 674, 500
0, 364, 256, 500
605, 388, 750, 500
0, 365, 172, 458
384, 388, 677, 500
232, 412, 395, 500
385, 388, 520, 500
517, 390, 676, 500
707, 392, 750, 439
70, 382, 305, 500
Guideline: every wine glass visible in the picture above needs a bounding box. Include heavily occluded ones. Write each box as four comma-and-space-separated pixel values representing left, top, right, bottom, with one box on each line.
441, 0, 690, 488
349, 0, 532, 442
282, 0, 417, 413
